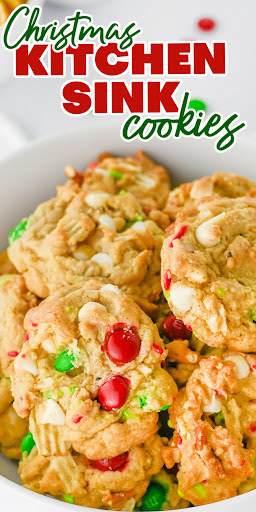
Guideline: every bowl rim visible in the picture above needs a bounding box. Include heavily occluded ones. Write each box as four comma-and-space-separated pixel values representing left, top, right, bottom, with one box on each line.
1, 471, 256, 511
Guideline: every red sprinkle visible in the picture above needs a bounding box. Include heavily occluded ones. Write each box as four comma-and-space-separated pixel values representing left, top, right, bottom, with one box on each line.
7, 351, 19, 358
153, 344, 164, 355
252, 364, 256, 369
250, 423, 256, 432
21, 354, 26, 359
73, 414, 83, 424
169, 225, 188, 248
31, 322, 38, 327
185, 324, 192, 331
240, 459, 245, 466
178, 437, 182, 446
24, 333, 30, 343
197, 18, 216, 31
89, 161, 98, 168
202, 480, 208, 484
163, 270, 172, 291
215, 389, 224, 397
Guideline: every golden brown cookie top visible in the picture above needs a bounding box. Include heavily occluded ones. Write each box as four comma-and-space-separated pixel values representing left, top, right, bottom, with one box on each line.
0, 274, 37, 378
79, 151, 171, 212
164, 171, 256, 221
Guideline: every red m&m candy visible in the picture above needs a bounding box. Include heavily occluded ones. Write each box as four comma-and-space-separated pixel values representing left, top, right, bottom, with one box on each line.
90, 452, 128, 472
162, 315, 192, 340
98, 375, 129, 411
197, 18, 216, 31
105, 323, 141, 365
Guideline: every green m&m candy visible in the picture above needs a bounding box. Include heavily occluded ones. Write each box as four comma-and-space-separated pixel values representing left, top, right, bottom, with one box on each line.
63, 495, 75, 504
109, 170, 123, 179
188, 99, 207, 112
8, 218, 28, 245
21, 432, 36, 456
55, 350, 75, 372
140, 482, 166, 511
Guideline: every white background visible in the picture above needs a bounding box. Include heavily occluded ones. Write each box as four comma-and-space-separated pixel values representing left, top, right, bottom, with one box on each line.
0, 0, 255, 142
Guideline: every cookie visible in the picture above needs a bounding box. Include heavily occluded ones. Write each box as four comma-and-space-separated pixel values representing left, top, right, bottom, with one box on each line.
161, 196, 256, 351
164, 171, 256, 221
11, 280, 178, 461
0, 274, 36, 458
19, 434, 164, 510
162, 355, 256, 505
8, 165, 166, 314
0, 274, 37, 414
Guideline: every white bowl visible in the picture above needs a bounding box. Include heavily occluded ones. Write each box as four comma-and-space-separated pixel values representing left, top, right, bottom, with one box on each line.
0, 0, 45, 83
1, 121, 256, 511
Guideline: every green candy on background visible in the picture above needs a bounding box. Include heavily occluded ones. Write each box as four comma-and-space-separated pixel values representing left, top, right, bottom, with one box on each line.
188, 98, 207, 112
140, 482, 167, 511
21, 432, 36, 455
55, 350, 75, 372
8, 218, 28, 245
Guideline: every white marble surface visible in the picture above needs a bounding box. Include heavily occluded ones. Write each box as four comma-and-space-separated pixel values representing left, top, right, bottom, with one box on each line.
0, 0, 255, 142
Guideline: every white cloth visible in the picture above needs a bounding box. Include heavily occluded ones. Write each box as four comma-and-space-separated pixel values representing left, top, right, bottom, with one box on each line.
0, 113, 27, 161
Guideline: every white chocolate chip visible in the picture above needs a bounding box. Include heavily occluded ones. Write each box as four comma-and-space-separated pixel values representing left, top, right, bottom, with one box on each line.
41, 399, 66, 426
91, 253, 113, 274
85, 192, 110, 208
203, 392, 222, 413
190, 178, 214, 199
224, 355, 250, 380
139, 364, 152, 376
94, 167, 108, 176
14, 353, 38, 376
196, 213, 226, 247
207, 304, 227, 334
131, 221, 147, 233
99, 214, 116, 231
170, 283, 195, 313
136, 174, 156, 189
101, 284, 121, 295
78, 302, 106, 321
42, 339, 55, 354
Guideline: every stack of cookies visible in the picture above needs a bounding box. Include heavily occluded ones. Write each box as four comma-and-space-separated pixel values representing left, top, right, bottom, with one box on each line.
1, 152, 256, 510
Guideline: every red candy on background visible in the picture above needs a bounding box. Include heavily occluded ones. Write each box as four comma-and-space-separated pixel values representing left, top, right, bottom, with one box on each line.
98, 375, 129, 411
105, 323, 141, 365
162, 314, 192, 341
197, 18, 216, 31
90, 452, 128, 472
